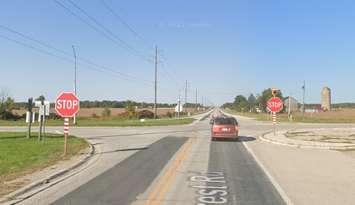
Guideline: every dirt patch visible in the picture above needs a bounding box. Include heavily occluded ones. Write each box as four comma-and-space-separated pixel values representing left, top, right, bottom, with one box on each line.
286, 130, 355, 144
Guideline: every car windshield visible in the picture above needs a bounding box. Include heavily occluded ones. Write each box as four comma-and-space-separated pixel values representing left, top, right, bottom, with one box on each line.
214, 118, 236, 125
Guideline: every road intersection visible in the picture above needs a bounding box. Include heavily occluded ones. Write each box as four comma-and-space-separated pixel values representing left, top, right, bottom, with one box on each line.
2, 110, 355, 205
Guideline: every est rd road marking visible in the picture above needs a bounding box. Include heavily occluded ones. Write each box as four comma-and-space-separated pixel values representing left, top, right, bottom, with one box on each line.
145, 136, 196, 205
190, 172, 228, 204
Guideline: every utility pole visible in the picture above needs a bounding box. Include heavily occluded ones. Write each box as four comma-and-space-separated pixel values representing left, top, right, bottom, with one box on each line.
195, 88, 198, 111
302, 81, 305, 119
178, 92, 181, 119
72, 45, 77, 125
154, 45, 158, 119
184, 80, 188, 112
288, 94, 291, 121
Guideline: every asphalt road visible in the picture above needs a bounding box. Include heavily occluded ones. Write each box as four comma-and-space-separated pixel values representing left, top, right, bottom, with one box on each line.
52, 137, 187, 205
4, 111, 288, 205
4, 110, 355, 204
208, 138, 285, 205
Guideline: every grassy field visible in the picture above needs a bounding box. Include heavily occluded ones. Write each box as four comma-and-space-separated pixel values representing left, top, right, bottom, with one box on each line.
13, 107, 200, 118
224, 108, 355, 123
0, 132, 87, 196
0, 117, 195, 127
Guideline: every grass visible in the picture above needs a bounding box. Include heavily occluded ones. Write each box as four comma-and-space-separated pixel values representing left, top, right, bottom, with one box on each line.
0, 117, 195, 127
0, 132, 88, 183
224, 108, 355, 123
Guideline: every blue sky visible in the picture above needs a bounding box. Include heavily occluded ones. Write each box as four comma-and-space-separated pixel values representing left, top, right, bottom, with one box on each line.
1, 0, 355, 105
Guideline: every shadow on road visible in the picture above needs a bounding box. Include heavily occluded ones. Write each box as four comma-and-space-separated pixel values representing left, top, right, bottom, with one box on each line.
95, 147, 149, 155
212, 136, 256, 143
238, 136, 256, 142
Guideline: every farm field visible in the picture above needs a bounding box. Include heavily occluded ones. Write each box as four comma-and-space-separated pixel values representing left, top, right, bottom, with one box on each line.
225, 108, 355, 123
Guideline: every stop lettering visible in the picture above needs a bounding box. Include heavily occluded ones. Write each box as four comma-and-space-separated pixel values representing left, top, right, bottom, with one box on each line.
56, 100, 79, 110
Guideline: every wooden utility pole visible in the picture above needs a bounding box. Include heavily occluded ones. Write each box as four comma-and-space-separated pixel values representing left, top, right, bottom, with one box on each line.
178, 92, 181, 119
302, 81, 306, 119
184, 80, 188, 112
154, 45, 158, 119
195, 88, 198, 111
72, 45, 77, 125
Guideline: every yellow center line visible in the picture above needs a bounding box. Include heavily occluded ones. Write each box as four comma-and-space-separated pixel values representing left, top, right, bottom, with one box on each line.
145, 136, 196, 205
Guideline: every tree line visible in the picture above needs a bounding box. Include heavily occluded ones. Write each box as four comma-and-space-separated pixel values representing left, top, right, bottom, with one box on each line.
222, 88, 284, 112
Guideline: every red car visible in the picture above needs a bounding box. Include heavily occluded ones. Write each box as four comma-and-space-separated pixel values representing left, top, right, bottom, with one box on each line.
210, 117, 239, 141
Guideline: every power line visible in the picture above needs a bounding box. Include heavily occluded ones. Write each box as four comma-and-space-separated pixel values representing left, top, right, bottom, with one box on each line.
100, 0, 147, 43
100, 0, 155, 57
0, 24, 153, 84
53, 0, 153, 63
0, 32, 153, 85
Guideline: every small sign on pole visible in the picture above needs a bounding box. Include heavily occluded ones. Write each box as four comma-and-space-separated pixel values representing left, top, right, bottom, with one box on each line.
267, 89, 283, 136
55, 92, 80, 156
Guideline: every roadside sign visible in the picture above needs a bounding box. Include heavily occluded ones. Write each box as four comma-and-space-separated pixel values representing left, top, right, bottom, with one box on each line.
267, 97, 283, 113
55, 91, 80, 156
175, 104, 183, 113
55, 92, 80, 118
36, 101, 50, 118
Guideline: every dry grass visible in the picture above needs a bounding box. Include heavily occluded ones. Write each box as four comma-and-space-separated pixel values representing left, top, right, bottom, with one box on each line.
226, 108, 355, 123
13, 107, 198, 118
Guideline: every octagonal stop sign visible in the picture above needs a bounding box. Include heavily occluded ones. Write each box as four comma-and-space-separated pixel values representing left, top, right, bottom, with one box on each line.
267, 97, 283, 113
55, 92, 80, 118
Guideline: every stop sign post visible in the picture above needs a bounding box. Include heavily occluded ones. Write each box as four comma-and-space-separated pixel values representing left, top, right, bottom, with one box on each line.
55, 92, 80, 155
267, 94, 284, 136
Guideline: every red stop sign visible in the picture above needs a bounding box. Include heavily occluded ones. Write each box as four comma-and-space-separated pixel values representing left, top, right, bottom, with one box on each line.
267, 97, 283, 113
55, 92, 80, 118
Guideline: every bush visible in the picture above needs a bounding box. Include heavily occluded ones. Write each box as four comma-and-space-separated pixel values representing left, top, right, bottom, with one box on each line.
0, 111, 21, 120
166, 111, 173, 118
102, 107, 111, 118
48, 112, 61, 120
138, 110, 154, 119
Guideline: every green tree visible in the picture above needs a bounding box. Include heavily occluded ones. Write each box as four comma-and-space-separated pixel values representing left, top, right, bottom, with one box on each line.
36, 95, 45, 101
233, 95, 249, 112
125, 101, 137, 119
0, 95, 16, 120
247, 94, 257, 112
102, 107, 111, 118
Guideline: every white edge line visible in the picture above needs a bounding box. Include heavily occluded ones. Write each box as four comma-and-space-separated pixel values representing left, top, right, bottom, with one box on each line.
242, 141, 294, 205
219, 109, 293, 204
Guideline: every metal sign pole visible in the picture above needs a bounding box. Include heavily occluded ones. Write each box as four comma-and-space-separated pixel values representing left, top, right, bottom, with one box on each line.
27, 98, 33, 139
63, 118, 69, 156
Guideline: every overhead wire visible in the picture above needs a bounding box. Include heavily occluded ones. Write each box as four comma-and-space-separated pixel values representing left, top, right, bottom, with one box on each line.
0, 25, 154, 85
100, 0, 147, 43
100, 0, 155, 58
53, 0, 154, 63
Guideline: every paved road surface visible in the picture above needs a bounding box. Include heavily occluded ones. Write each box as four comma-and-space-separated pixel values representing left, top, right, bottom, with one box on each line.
8, 109, 355, 204
3, 111, 289, 205
53, 137, 187, 205
208, 139, 284, 205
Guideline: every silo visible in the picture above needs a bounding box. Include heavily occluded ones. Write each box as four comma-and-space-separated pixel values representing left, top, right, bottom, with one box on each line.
321, 87, 331, 111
